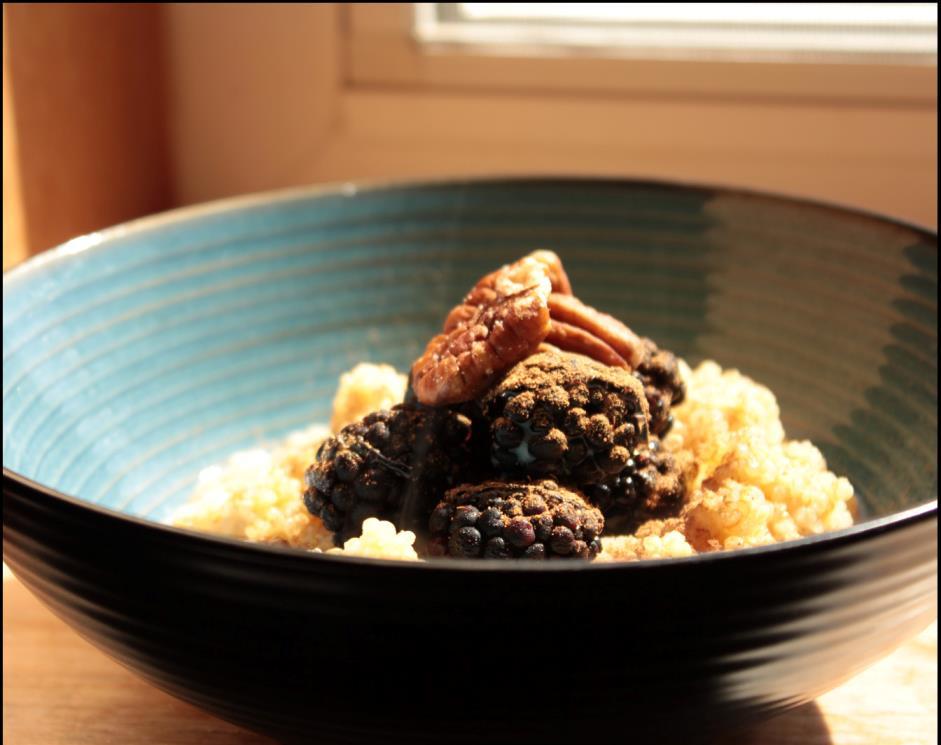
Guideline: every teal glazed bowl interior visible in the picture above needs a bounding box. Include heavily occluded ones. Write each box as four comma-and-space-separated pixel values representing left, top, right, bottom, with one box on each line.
3, 178, 937, 745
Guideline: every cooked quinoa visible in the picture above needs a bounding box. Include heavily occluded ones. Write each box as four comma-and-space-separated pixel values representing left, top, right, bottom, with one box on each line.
171, 360, 856, 561
321, 518, 419, 561
171, 425, 335, 550
330, 362, 408, 432
599, 361, 856, 561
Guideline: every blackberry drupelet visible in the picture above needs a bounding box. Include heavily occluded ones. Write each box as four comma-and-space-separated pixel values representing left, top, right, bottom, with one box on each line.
634, 338, 686, 437
427, 480, 604, 559
480, 351, 649, 485
303, 404, 474, 544
586, 437, 686, 534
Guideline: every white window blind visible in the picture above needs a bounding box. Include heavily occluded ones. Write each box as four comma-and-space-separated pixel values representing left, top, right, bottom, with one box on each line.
415, 3, 939, 62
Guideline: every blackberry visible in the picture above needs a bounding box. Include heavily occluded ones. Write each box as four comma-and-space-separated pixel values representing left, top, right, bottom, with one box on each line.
586, 438, 686, 533
480, 351, 649, 485
634, 338, 686, 437
303, 404, 474, 544
428, 480, 604, 559
406, 373, 492, 477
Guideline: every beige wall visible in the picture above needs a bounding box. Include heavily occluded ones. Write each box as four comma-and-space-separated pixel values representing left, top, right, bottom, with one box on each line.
4, 4, 169, 262
4, 4, 937, 270
164, 3, 340, 206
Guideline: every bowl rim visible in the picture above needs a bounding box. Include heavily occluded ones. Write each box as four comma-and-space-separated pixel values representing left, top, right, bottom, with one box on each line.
4, 174, 937, 287
3, 175, 938, 572
4, 466, 937, 572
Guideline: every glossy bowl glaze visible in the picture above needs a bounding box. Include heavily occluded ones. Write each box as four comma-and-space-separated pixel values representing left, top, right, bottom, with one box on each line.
3, 178, 937, 744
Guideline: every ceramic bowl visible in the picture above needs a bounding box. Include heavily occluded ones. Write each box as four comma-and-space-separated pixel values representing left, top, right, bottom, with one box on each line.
3, 178, 937, 744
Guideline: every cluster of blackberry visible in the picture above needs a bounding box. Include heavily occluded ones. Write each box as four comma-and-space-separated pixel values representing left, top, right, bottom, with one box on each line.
303, 256, 687, 559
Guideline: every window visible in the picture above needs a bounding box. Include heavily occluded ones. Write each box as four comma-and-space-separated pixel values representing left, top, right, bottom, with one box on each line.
415, 3, 938, 62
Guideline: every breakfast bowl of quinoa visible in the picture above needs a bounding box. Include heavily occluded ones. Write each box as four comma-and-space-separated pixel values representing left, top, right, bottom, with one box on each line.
3, 178, 936, 744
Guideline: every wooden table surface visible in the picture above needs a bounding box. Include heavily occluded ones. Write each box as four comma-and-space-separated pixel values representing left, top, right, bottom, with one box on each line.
4, 566, 937, 745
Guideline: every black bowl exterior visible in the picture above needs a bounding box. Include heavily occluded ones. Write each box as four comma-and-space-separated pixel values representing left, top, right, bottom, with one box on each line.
5, 474, 936, 744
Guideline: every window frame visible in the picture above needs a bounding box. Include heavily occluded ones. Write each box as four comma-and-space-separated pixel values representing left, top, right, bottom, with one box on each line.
346, 4, 938, 105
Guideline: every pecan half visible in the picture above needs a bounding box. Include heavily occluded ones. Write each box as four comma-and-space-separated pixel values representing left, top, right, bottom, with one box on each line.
442, 250, 569, 333
547, 293, 645, 369
530, 249, 573, 296
412, 253, 556, 406
545, 320, 629, 369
